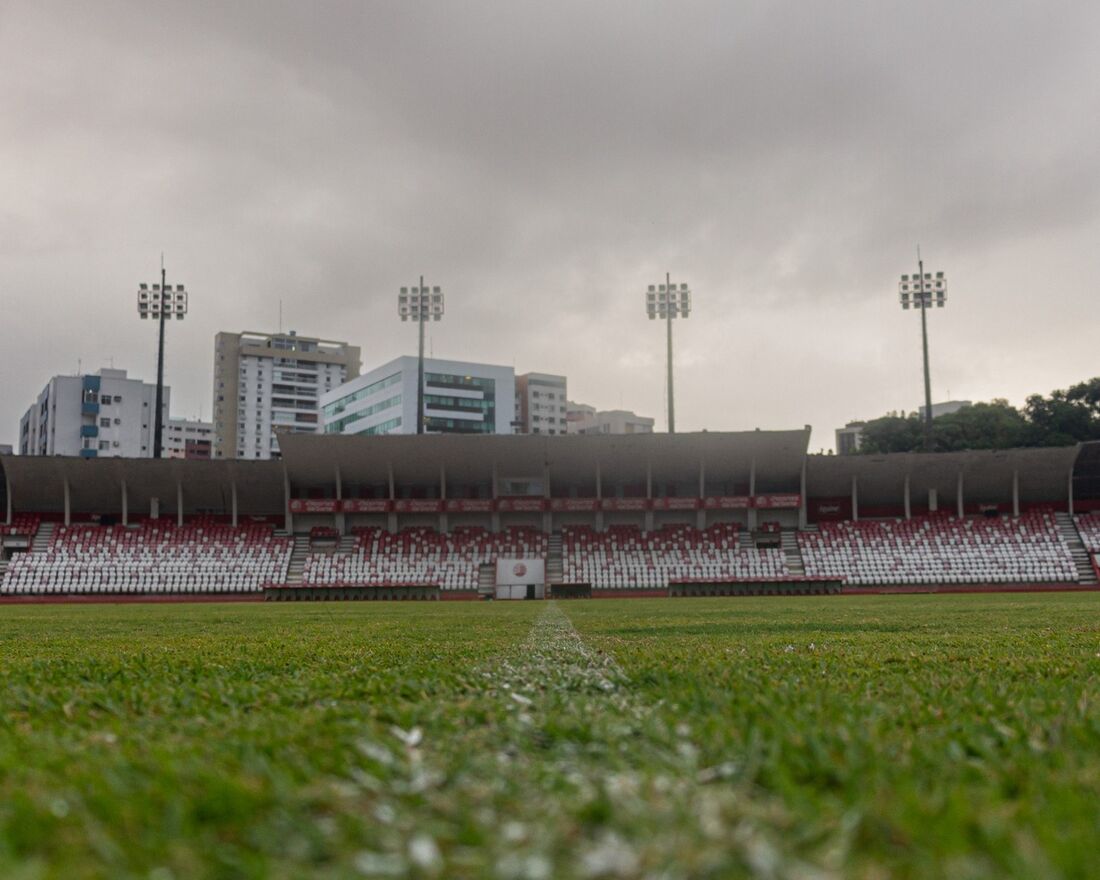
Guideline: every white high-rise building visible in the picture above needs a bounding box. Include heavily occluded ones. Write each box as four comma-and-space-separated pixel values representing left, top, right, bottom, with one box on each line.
322, 356, 515, 436
212, 330, 361, 459
165, 418, 214, 460
514, 373, 568, 435
18, 368, 167, 458
565, 402, 654, 435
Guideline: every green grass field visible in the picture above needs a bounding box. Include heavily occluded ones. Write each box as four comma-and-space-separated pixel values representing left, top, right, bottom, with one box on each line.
1, 594, 1098, 879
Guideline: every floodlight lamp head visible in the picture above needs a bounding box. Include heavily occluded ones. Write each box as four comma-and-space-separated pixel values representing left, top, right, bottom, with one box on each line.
898, 272, 947, 309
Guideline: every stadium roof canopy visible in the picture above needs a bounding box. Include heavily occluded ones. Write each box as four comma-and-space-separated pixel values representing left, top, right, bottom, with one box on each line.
805, 447, 1080, 507
1, 432, 1089, 518
275, 429, 813, 491
0, 455, 284, 516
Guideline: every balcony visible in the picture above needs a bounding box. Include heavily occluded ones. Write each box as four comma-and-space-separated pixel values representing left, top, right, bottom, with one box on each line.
80, 425, 99, 438
81, 402, 100, 416
79, 449, 97, 458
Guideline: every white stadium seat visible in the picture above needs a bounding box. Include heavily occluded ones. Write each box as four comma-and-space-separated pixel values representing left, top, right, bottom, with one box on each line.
0, 520, 292, 595
301, 526, 547, 592
560, 523, 789, 589
797, 511, 1075, 586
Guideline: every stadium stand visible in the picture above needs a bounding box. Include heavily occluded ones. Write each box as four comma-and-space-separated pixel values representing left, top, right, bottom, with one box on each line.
798, 511, 1077, 586
0, 514, 40, 537
301, 525, 547, 591
560, 523, 790, 589
0, 520, 292, 595
1072, 513, 1100, 553
2, 434, 1098, 598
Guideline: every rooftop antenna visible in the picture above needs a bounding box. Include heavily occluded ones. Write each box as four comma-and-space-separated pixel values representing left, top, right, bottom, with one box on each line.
279, 299, 283, 333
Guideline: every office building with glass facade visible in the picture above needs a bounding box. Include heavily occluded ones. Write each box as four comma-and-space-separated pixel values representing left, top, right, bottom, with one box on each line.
321, 356, 515, 436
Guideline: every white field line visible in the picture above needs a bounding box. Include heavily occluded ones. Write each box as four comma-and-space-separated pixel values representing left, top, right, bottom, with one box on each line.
472, 602, 839, 880
355, 604, 841, 880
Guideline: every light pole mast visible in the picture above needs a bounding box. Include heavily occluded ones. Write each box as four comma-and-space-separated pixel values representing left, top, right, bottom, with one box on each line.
417, 275, 426, 435
154, 262, 167, 457
646, 274, 692, 434
665, 271, 675, 434
917, 255, 933, 451
137, 261, 187, 458
399, 279, 444, 434
898, 252, 947, 452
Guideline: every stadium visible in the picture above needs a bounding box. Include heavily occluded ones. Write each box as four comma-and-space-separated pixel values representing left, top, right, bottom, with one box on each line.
4, 429, 1100, 601
7, 3, 1100, 875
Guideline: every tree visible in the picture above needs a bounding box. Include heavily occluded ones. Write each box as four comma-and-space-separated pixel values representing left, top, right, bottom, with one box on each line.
931, 401, 1028, 451
858, 414, 922, 454
855, 378, 1100, 453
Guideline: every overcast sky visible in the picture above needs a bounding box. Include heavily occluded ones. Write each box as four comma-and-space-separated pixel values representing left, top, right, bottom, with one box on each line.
2, 1, 1099, 451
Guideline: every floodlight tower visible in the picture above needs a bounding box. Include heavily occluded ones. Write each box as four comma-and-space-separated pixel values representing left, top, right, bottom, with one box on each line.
898, 252, 946, 451
646, 273, 691, 433
398, 277, 444, 434
136, 262, 188, 458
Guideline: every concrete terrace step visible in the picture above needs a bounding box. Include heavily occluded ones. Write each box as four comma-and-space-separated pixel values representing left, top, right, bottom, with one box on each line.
780, 529, 806, 576
285, 535, 311, 586
478, 563, 495, 596
31, 522, 56, 554
546, 531, 564, 584
1055, 512, 1097, 585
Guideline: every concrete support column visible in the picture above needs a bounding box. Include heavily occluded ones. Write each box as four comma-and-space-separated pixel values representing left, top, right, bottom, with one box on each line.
956, 471, 964, 519
63, 477, 71, 527
904, 474, 911, 520
1068, 469, 1075, 517
439, 463, 447, 534
1012, 469, 1019, 518
284, 468, 294, 534
748, 458, 758, 530
543, 464, 554, 532
543, 464, 552, 535
595, 461, 604, 532
335, 466, 346, 536
851, 475, 859, 522
387, 462, 397, 534
697, 460, 706, 530
121, 479, 128, 527
176, 480, 184, 527
490, 460, 500, 534
929, 488, 938, 512
5, 478, 11, 526
798, 459, 808, 530
644, 461, 654, 533
231, 481, 238, 528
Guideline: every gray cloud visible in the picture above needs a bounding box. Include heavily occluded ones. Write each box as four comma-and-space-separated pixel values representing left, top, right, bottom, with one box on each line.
2, 0, 1099, 450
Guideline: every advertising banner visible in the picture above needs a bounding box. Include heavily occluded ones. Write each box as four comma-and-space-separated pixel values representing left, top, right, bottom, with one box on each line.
496, 558, 546, 585
340, 499, 392, 513
702, 496, 751, 510
753, 494, 802, 509
600, 497, 649, 512
288, 499, 339, 514
495, 498, 548, 512
651, 497, 702, 511
444, 499, 494, 513
548, 497, 600, 512
393, 499, 444, 514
